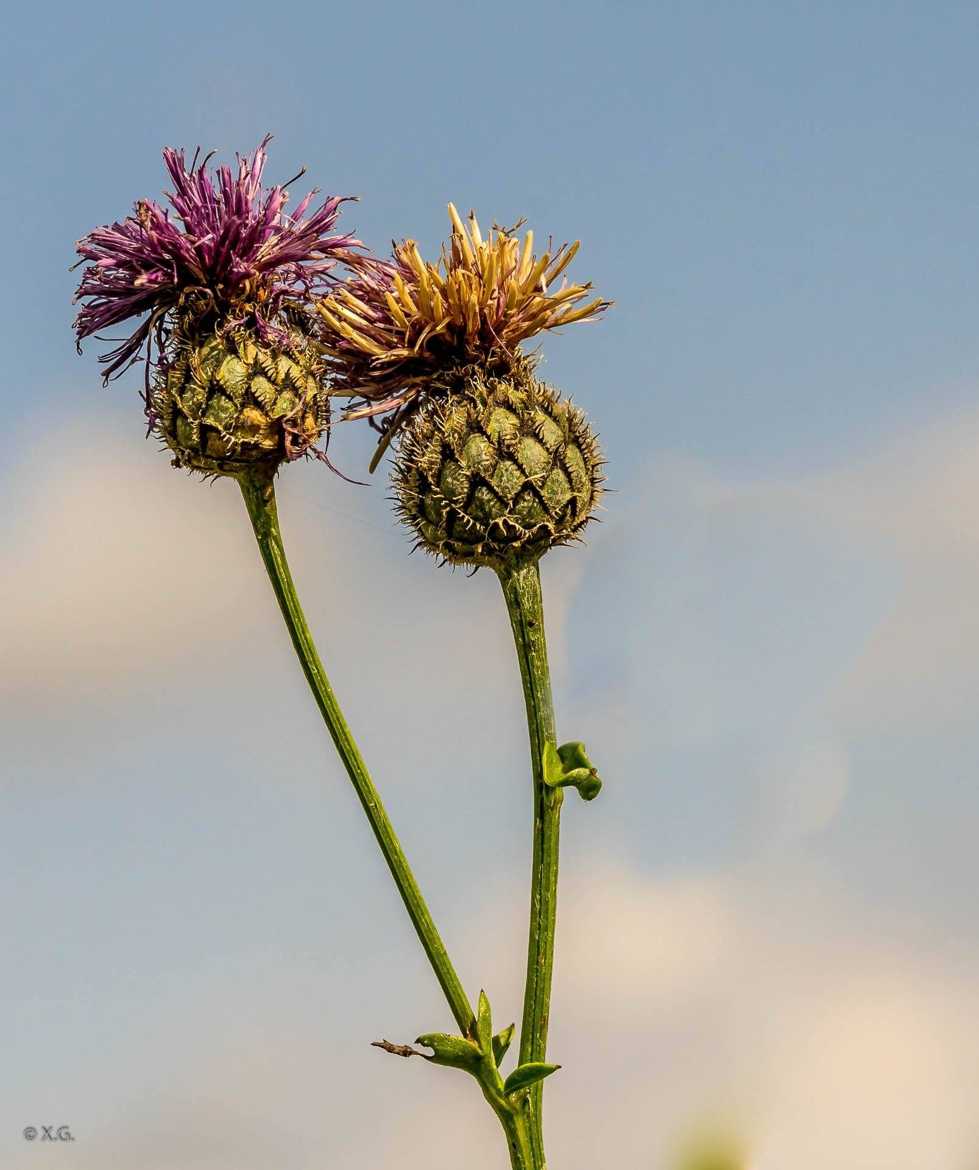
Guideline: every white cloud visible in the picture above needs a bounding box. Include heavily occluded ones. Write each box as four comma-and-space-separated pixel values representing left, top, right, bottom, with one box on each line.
459, 860, 979, 1170
0, 423, 262, 698
754, 963, 979, 1170
755, 732, 851, 844
0, 416, 519, 713
564, 401, 979, 855
21, 859, 976, 1170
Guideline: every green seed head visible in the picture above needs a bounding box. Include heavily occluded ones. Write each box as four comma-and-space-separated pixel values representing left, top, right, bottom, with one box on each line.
392, 362, 603, 569
152, 323, 327, 478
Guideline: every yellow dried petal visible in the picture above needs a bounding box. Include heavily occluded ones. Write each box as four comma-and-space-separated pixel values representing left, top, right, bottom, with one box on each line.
394, 274, 418, 315
543, 241, 580, 286
414, 265, 434, 319
447, 203, 475, 264
406, 242, 428, 280
384, 292, 409, 330
467, 210, 484, 249
546, 284, 590, 306
480, 248, 497, 298
550, 297, 607, 326
315, 303, 343, 330
331, 300, 374, 328
324, 318, 388, 354
517, 231, 535, 281
522, 252, 551, 293
338, 288, 376, 315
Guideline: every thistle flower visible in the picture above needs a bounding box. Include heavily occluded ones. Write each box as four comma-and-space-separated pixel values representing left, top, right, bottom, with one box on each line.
317, 207, 609, 568
316, 204, 609, 419
73, 137, 373, 475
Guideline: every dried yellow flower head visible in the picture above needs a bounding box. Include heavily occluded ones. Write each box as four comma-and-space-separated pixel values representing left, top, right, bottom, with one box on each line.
315, 205, 610, 417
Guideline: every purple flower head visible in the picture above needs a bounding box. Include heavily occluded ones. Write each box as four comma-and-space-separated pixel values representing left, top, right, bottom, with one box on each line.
73, 136, 372, 381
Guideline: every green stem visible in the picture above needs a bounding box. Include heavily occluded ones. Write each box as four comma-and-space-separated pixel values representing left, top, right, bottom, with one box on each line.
498, 560, 563, 1167
238, 468, 475, 1037
492, 1099, 537, 1170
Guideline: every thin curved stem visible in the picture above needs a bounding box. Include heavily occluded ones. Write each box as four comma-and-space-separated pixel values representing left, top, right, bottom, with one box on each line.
238, 467, 475, 1036
498, 560, 562, 1167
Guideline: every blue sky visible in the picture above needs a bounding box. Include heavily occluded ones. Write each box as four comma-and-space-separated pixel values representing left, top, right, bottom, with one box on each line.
3, 2, 979, 1168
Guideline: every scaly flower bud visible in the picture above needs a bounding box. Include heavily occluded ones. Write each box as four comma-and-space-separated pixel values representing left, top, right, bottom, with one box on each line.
393, 357, 602, 568
151, 320, 326, 476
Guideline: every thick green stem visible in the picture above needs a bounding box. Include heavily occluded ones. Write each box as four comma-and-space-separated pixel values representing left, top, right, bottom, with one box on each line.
498, 560, 562, 1167
238, 468, 475, 1037
493, 1099, 537, 1170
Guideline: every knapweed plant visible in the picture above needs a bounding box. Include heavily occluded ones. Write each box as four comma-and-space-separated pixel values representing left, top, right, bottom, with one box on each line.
74, 139, 609, 1170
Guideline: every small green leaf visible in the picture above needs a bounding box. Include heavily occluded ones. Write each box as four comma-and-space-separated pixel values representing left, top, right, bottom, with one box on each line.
542, 740, 602, 801
564, 767, 602, 800
492, 1023, 516, 1066
503, 1061, 561, 1096
557, 741, 588, 768
578, 776, 602, 800
476, 989, 493, 1055
414, 1032, 482, 1070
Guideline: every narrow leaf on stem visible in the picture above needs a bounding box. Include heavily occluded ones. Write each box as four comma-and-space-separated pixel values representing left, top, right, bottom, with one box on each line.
476, 989, 494, 1055
492, 1023, 516, 1067
504, 1062, 561, 1096
415, 1032, 483, 1071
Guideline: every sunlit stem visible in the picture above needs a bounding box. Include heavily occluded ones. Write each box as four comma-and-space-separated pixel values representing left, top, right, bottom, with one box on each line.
498, 559, 562, 1168
238, 466, 475, 1036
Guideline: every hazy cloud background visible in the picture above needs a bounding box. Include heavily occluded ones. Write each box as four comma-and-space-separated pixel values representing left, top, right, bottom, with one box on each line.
3, 2, 979, 1168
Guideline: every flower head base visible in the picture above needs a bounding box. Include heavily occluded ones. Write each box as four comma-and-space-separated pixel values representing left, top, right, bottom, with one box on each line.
152, 323, 328, 477
73, 136, 367, 383
315, 205, 610, 422
392, 357, 604, 569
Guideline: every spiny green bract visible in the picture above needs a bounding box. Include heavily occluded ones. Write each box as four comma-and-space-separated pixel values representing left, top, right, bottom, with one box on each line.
392, 363, 603, 569
152, 325, 327, 477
